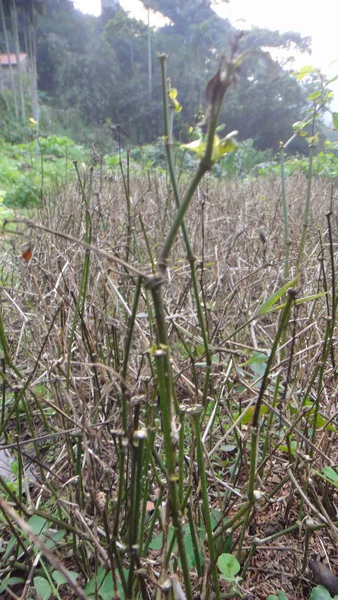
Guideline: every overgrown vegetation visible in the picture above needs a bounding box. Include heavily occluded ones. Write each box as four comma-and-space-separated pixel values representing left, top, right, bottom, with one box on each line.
1, 43, 338, 600
0, 131, 88, 207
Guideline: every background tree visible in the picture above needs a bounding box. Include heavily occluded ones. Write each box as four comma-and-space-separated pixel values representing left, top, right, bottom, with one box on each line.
0, 0, 18, 116
9, 0, 25, 118
222, 28, 312, 150
32, 0, 317, 150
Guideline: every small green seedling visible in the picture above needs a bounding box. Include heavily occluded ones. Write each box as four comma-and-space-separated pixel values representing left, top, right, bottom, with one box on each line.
217, 553, 241, 582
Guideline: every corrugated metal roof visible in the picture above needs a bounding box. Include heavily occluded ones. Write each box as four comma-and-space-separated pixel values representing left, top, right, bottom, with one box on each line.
0, 53, 27, 66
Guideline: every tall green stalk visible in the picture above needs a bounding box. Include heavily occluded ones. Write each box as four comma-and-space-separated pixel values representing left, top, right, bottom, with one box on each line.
159, 54, 212, 405
192, 408, 221, 599
66, 162, 92, 389
247, 290, 295, 502
146, 53, 243, 598
158, 54, 243, 271
279, 134, 297, 281
296, 146, 314, 276
151, 330, 193, 600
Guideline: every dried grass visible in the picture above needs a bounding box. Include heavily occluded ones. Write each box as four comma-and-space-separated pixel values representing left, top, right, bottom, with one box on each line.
1, 168, 338, 600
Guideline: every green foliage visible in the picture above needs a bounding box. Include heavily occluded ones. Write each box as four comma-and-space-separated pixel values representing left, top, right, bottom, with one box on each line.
2, 515, 66, 560
0, 576, 26, 596
182, 130, 238, 164
258, 145, 338, 178
0, 90, 31, 143
31, 0, 313, 149
32, 570, 79, 600
33, 577, 52, 600
0, 133, 87, 208
321, 466, 338, 486
217, 553, 241, 582
214, 138, 273, 178
84, 566, 126, 600
310, 586, 338, 600
149, 524, 204, 568
1, 15, 337, 600
267, 592, 288, 600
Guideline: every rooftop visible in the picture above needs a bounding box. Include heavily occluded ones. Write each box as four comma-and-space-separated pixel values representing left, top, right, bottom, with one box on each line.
0, 53, 27, 66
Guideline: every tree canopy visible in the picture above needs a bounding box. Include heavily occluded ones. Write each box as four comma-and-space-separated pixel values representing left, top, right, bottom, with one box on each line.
0, 0, 315, 150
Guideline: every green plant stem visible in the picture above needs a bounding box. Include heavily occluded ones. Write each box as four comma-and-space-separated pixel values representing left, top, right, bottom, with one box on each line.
121, 276, 142, 432
296, 146, 314, 276
192, 409, 221, 599
213, 502, 251, 542
127, 430, 147, 598
66, 162, 92, 390
280, 144, 291, 281
159, 56, 240, 270
158, 54, 212, 405
247, 289, 295, 502
325, 210, 336, 371
187, 501, 203, 578
150, 320, 192, 600
146, 54, 242, 599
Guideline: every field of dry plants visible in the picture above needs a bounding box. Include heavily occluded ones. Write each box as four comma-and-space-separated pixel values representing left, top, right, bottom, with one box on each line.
0, 161, 338, 600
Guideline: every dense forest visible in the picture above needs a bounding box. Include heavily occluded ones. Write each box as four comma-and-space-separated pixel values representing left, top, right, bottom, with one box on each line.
0, 0, 320, 152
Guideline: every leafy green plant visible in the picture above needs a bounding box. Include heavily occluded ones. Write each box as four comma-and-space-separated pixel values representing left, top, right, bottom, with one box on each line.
0, 131, 88, 209
310, 586, 338, 600
84, 567, 126, 600
267, 591, 288, 600
217, 553, 241, 582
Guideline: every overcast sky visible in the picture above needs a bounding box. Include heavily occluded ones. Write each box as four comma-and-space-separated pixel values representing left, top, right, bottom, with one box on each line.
73, 0, 338, 96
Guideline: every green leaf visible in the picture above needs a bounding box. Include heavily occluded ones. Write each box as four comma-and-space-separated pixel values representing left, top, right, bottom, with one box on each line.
84, 567, 107, 595
183, 529, 204, 568
239, 404, 268, 425
150, 525, 204, 568
311, 412, 337, 433
168, 88, 182, 113
322, 466, 338, 484
0, 576, 25, 595
240, 351, 268, 377
293, 120, 305, 130
267, 592, 288, 600
332, 113, 338, 130
181, 132, 238, 164
181, 136, 206, 159
307, 91, 322, 101
276, 440, 297, 454
216, 123, 226, 133
217, 131, 239, 158
3, 533, 21, 559
99, 571, 114, 600
217, 553, 240, 581
196, 344, 205, 358
52, 570, 78, 586
327, 74, 338, 85
149, 526, 175, 550
293, 65, 316, 80
310, 585, 332, 600
254, 280, 295, 317
262, 292, 326, 315
33, 577, 52, 600
210, 509, 222, 530
221, 536, 233, 554
45, 528, 67, 550
28, 515, 48, 537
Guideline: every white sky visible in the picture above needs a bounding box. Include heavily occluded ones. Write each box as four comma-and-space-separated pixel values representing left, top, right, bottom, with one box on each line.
73, 0, 338, 99
73, 0, 338, 68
